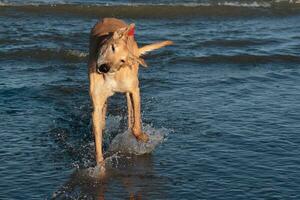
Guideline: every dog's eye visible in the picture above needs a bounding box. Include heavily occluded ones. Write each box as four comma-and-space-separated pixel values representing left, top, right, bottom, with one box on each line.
111, 44, 115, 52
120, 59, 125, 63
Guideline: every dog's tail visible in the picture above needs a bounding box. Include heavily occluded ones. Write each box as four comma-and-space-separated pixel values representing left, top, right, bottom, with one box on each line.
139, 40, 173, 56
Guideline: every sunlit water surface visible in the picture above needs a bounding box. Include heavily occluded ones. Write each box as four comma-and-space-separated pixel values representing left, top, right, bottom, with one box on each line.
1, 0, 300, 199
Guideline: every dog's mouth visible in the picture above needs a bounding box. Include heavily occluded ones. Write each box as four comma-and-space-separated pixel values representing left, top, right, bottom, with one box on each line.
97, 63, 110, 74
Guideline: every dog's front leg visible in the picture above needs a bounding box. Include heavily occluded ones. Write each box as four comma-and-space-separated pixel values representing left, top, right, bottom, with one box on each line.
102, 101, 107, 130
91, 92, 107, 165
131, 88, 149, 142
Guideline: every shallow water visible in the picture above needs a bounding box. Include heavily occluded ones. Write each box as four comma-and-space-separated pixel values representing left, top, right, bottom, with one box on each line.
1, 0, 300, 199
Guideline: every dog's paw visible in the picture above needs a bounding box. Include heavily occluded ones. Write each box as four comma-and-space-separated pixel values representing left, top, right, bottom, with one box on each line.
135, 132, 149, 143
90, 162, 106, 179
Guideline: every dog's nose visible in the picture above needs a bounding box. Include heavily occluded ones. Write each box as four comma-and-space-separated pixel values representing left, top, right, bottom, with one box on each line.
97, 64, 110, 73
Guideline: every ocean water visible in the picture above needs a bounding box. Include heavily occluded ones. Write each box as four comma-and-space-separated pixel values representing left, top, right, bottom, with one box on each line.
1, 0, 300, 199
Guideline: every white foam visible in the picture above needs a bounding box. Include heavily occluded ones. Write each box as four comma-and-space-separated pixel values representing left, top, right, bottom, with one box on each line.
219, 1, 271, 8
67, 49, 88, 58
0, 1, 11, 6
3, 1, 298, 9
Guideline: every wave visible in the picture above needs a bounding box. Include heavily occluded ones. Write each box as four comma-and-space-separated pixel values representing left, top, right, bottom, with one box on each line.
173, 54, 300, 64
0, 48, 88, 62
2, 47, 299, 64
1, 1, 300, 18
199, 39, 279, 47
2, 0, 300, 7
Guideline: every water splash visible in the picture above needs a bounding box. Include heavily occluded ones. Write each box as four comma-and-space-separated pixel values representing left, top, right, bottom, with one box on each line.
108, 124, 170, 155
74, 122, 171, 180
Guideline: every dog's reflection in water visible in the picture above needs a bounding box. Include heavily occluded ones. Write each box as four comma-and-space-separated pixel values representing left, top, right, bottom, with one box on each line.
52, 154, 164, 200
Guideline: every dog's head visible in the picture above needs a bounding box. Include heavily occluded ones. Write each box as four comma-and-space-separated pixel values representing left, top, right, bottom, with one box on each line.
96, 24, 146, 74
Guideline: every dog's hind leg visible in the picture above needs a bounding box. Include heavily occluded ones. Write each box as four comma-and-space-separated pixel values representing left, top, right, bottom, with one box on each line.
131, 88, 149, 142
126, 92, 133, 130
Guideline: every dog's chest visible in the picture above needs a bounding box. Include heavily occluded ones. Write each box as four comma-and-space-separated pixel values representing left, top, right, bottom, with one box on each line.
104, 76, 118, 89
104, 75, 132, 93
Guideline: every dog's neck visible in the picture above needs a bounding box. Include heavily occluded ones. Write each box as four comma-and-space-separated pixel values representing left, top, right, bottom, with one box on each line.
103, 72, 116, 78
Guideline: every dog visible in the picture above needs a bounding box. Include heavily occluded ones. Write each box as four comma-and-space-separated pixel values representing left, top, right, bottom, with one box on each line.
88, 18, 172, 165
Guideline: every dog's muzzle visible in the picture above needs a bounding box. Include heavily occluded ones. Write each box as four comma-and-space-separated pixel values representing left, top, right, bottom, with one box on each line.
97, 64, 110, 74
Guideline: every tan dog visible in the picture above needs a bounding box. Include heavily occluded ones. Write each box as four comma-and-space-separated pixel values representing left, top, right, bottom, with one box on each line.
88, 18, 172, 165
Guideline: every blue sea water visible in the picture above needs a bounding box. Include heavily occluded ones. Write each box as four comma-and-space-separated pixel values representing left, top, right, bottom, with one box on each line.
0, 0, 300, 199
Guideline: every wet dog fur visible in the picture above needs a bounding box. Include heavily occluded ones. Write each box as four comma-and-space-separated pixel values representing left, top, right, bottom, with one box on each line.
88, 18, 172, 165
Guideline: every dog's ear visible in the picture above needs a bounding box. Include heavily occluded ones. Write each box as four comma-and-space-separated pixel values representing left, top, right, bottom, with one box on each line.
113, 27, 126, 40
126, 23, 135, 37
139, 40, 173, 55
129, 54, 148, 68
113, 24, 135, 40
136, 57, 147, 68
